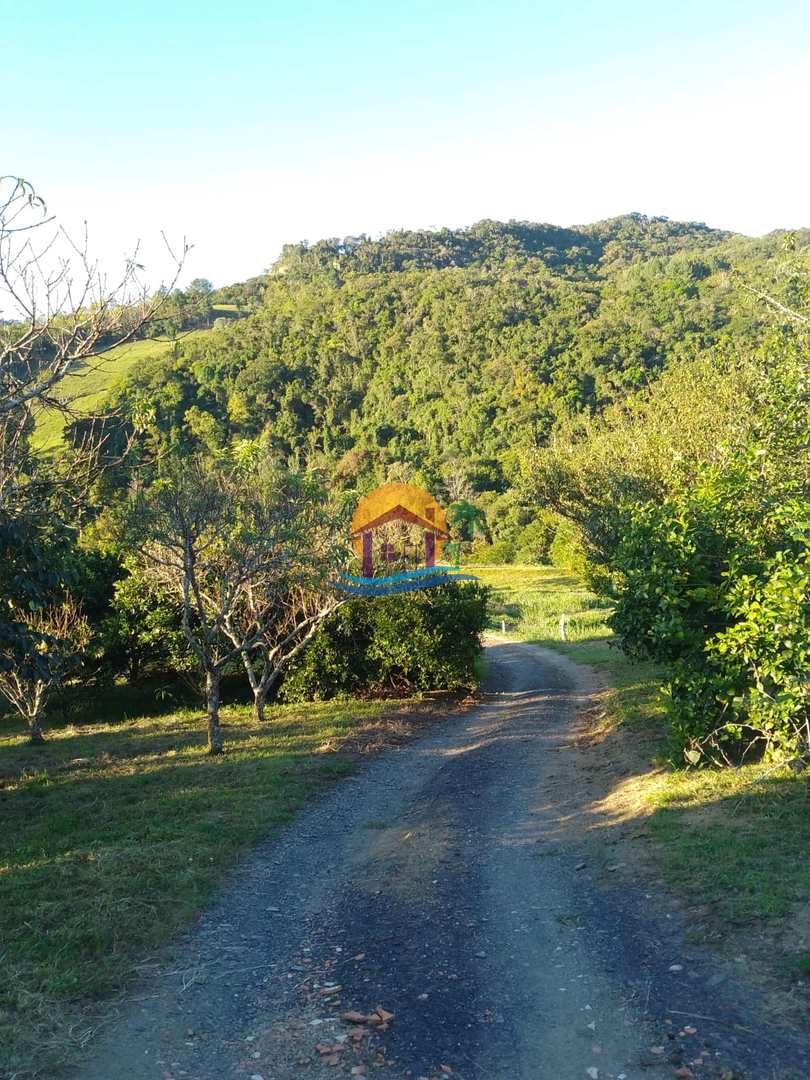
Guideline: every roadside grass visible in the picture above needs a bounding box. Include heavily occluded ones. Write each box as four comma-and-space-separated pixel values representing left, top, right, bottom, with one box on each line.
648, 764, 810, 931
0, 694, 408, 1077
471, 564, 810, 988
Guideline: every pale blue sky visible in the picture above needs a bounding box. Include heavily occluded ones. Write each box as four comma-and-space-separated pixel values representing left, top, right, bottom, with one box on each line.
5, 0, 809, 287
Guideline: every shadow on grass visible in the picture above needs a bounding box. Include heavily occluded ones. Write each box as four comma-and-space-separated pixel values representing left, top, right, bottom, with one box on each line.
648, 764, 810, 927
0, 671, 259, 743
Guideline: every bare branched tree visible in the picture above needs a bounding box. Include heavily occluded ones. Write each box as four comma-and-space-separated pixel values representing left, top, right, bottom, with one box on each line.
440, 457, 475, 504
223, 522, 346, 723
0, 600, 90, 743
0, 175, 187, 422
135, 452, 346, 753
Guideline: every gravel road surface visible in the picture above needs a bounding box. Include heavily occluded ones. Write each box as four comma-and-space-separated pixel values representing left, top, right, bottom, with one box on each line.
69, 641, 810, 1080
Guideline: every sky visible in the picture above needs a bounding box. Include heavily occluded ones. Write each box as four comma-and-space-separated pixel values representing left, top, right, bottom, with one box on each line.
4, 0, 810, 289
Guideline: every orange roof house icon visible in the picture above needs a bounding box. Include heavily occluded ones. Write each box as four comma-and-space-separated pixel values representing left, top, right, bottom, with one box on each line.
350, 482, 450, 577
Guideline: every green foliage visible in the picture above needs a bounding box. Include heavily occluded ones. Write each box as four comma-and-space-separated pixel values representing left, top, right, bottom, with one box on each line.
447, 499, 491, 543
97, 217, 795, 494
103, 561, 194, 680
12, 214, 810, 759
142, 280, 215, 338
0, 507, 78, 684
549, 519, 585, 574
709, 537, 809, 756
609, 350, 809, 763
512, 512, 558, 564
529, 315, 809, 765
464, 538, 516, 565
280, 583, 489, 702
528, 351, 767, 567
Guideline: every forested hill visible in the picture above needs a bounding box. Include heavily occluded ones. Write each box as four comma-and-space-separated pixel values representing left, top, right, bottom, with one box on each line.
99, 214, 804, 539
266, 214, 734, 277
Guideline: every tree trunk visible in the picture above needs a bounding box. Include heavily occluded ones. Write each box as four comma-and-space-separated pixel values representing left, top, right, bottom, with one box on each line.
253, 667, 282, 725
28, 716, 45, 744
206, 668, 223, 754
253, 691, 266, 724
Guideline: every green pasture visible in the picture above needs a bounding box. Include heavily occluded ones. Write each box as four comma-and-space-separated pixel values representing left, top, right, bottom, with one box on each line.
32, 336, 191, 452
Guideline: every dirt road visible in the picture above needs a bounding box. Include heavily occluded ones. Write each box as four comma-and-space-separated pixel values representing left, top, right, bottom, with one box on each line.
70, 642, 810, 1080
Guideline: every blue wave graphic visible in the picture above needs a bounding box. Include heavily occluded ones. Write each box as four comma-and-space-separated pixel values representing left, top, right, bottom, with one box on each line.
333, 565, 478, 596
337, 564, 469, 587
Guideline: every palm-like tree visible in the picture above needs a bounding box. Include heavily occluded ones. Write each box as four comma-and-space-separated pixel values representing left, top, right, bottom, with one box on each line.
447, 499, 492, 543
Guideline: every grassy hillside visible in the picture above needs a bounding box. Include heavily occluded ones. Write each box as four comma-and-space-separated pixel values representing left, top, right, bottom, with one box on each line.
32, 336, 195, 451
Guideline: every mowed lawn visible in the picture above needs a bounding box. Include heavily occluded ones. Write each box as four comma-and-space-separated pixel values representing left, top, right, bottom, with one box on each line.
0, 695, 408, 1077
472, 564, 810, 984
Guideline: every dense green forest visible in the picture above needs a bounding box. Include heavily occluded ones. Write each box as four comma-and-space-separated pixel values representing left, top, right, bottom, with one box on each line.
2, 194, 808, 764
89, 214, 804, 549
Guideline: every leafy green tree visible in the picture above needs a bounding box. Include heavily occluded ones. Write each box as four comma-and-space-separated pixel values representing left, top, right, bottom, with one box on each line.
526, 351, 768, 569
103, 559, 193, 680
465, 539, 516, 565
513, 513, 558, 564
609, 345, 809, 763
